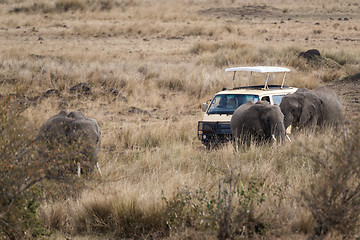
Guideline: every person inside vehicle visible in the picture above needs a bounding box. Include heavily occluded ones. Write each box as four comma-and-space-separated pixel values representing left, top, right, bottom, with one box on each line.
218, 95, 228, 108
227, 98, 238, 109
261, 96, 270, 103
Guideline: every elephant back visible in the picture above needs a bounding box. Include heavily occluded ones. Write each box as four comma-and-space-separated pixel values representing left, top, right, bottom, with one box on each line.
37, 111, 101, 175
67, 111, 86, 120
313, 86, 344, 125
39, 111, 73, 142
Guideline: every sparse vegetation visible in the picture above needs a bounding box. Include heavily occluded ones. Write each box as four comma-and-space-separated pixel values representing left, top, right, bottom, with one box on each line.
0, 0, 359, 239
302, 123, 360, 238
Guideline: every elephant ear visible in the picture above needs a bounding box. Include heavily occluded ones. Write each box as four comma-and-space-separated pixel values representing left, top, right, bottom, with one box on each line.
299, 93, 323, 126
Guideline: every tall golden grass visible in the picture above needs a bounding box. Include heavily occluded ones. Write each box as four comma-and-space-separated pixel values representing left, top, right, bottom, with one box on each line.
0, 0, 359, 239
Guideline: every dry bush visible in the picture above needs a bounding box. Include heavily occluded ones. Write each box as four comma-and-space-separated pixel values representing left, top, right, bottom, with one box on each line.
301, 123, 360, 239
319, 69, 342, 83
323, 49, 358, 67
54, 0, 86, 12
40, 202, 67, 231
9, 0, 129, 13
41, 186, 168, 238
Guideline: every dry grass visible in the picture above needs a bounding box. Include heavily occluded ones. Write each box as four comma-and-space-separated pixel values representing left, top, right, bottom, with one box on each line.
1, 0, 359, 239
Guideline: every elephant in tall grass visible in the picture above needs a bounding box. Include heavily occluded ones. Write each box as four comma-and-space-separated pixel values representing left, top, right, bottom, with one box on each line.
280, 86, 344, 130
230, 101, 287, 145
37, 110, 101, 176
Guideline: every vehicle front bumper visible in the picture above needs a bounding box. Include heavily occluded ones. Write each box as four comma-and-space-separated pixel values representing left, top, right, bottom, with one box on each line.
197, 121, 232, 145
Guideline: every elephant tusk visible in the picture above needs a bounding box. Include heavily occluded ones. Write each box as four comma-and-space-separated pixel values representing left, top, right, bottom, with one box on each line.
286, 134, 291, 142
272, 134, 277, 142
96, 162, 102, 177
286, 125, 292, 134
77, 163, 81, 177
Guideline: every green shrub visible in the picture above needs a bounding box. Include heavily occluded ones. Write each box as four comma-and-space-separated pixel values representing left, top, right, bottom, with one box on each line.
0, 91, 89, 238
0, 92, 47, 239
162, 172, 266, 238
216, 172, 266, 239
162, 187, 218, 231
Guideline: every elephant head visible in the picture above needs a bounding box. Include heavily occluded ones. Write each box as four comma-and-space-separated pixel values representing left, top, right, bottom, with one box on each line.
231, 101, 255, 139
37, 111, 101, 176
258, 103, 286, 142
280, 88, 323, 130
231, 101, 286, 144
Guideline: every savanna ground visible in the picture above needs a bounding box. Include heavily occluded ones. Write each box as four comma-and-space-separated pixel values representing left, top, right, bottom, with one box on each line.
0, 0, 359, 239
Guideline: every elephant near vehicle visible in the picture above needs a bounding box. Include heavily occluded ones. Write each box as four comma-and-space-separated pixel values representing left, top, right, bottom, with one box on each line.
37, 110, 101, 177
279, 86, 344, 130
230, 101, 287, 145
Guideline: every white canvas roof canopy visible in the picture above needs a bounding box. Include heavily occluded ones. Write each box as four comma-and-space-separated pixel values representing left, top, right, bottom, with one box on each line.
225, 66, 290, 89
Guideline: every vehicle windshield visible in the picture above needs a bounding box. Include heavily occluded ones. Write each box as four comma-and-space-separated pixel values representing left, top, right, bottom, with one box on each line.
207, 94, 259, 115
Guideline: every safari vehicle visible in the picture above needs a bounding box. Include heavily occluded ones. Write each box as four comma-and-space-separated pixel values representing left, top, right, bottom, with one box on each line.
197, 66, 298, 148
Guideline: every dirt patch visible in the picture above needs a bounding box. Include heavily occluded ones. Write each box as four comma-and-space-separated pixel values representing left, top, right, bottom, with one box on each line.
198, 5, 282, 19
326, 73, 360, 121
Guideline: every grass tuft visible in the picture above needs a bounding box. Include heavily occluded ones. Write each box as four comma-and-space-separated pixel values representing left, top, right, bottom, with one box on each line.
55, 0, 86, 12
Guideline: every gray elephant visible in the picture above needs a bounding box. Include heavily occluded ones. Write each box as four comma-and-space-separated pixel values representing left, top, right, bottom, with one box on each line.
231, 101, 287, 145
280, 86, 344, 130
37, 110, 101, 176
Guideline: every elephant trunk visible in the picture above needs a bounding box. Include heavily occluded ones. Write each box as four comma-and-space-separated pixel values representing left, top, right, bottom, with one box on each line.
279, 121, 287, 142
270, 122, 286, 144
283, 114, 293, 129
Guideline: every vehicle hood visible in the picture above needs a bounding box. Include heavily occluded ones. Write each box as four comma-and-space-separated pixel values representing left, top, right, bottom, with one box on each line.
202, 113, 232, 122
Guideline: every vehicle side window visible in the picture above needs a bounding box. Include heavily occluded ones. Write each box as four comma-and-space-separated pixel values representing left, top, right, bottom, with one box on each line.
272, 95, 285, 105
207, 94, 259, 114
261, 96, 270, 103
